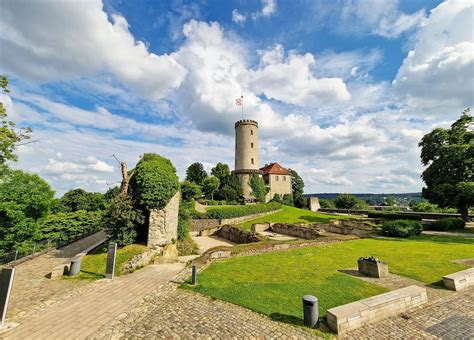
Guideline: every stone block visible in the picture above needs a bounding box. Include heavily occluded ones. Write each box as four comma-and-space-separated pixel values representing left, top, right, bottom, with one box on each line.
443, 267, 474, 291
158, 244, 178, 264
251, 223, 270, 233
309, 197, 321, 212
358, 258, 389, 278
49, 264, 70, 279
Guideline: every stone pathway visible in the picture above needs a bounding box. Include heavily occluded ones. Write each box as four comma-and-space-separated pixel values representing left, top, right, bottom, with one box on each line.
94, 279, 320, 339
192, 235, 235, 253
5, 231, 107, 321
423, 230, 474, 238
1, 263, 185, 339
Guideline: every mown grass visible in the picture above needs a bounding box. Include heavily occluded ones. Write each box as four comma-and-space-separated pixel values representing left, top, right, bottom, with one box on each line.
183, 235, 474, 332
65, 243, 146, 280
238, 205, 351, 230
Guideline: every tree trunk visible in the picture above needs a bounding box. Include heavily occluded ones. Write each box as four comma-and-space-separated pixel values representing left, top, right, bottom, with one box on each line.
120, 162, 130, 196
459, 205, 469, 222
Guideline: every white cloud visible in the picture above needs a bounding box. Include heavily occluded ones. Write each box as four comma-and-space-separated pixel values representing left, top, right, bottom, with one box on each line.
232, 9, 247, 24
0, 0, 187, 99
260, 0, 277, 17
339, 0, 426, 38
393, 1, 474, 111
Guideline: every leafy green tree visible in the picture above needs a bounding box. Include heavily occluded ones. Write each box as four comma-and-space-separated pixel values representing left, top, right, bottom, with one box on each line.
180, 180, 202, 201
385, 197, 396, 206
40, 210, 102, 243
271, 193, 282, 203
419, 109, 474, 220
202, 176, 220, 200
185, 162, 207, 185
249, 174, 268, 203
104, 186, 120, 202
319, 198, 336, 209
130, 153, 179, 210
56, 188, 105, 212
102, 197, 144, 246
211, 162, 230, 180
282, 193, 294, 206
0, 75, 32, 164
290, 170, 306, 208
0, 167, 55, 253
335, 193, 360, 209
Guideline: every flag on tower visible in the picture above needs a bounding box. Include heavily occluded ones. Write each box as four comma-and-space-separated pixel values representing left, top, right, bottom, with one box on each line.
235, 97, 242, 106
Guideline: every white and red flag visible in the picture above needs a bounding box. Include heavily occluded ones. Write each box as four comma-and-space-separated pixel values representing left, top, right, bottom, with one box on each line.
235, 97, 242, 106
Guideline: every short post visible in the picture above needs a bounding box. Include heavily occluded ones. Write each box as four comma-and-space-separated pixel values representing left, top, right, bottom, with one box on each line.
302, 295, 318, 328
191, 265, 197, 285
105, 243, 117, 280
0, 267, 15, 329
68, 259, 82, 276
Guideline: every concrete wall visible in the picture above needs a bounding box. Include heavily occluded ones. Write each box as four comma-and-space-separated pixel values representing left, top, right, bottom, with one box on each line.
147, 191, 180, 249
270, 223, 323, 239
214, 225, 263, 244
189, 209, 282, 233
309, 197, 320, 212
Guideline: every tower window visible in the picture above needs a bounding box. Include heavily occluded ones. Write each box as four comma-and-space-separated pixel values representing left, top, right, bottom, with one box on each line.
251, 142, 254, 148
251, 158, 254, 165
283, 176, 286, 181
276, 175, 279, 181
251, 130, 253, 135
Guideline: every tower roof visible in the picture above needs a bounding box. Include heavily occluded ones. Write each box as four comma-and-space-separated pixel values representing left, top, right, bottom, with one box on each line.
260, 162, 292, 175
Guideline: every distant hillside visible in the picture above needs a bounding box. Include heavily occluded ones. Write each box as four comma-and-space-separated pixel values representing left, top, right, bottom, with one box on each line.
304, 192, 423, 206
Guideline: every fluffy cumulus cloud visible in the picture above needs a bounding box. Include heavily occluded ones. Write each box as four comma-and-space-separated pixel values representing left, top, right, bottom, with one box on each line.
393, 1, 474, 111
339, 0, 426, 38
0, 0, 186, 99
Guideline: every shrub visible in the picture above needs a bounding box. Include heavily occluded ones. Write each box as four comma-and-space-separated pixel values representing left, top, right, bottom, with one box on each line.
249, 174, 268, 203
102, 197, 144, 246
271, 193, 282, 203
40, 210, 102, 243
282, 194, 294, 206
180, 180, 202, 202
178, 202, 191, 240
177, 237, 199, 256
382, 220, 423, 238
335, 193, 368, 210
200, 202, 281, 219
319, 198, 336, 209
130, 153, 179, 210
428, 218, 466, 231
368, 211, 422, 221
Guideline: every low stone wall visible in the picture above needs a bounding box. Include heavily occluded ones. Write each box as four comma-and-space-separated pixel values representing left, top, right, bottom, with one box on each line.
327, 285, 427, 334
148, 191, 180, 249
190, 209, 282, 232
214, 225, 264, 244
270, 223, 324, 239
319, 220, 380, 236
121, 247, 163, 274
319, 208, 474, 220
443, 267, 474, 291
251, 223, 271, 233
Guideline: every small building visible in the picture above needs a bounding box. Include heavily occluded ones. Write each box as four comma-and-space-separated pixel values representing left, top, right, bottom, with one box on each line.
260, 162, 292, 202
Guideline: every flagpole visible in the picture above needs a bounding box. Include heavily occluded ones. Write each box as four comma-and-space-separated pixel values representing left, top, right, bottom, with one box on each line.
241, 93, 244, 119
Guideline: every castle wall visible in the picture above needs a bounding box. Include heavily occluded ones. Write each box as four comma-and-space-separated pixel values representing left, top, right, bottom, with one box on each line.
147, 191, 180, 249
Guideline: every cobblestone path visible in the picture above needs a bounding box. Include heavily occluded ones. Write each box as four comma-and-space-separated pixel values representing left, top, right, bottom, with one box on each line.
1, 263, 185, 339
6, 231, 107, 321
94, 277, 320, 339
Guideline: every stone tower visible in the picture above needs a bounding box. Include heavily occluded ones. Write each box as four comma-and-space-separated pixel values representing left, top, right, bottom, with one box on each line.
233, 119, 261, 199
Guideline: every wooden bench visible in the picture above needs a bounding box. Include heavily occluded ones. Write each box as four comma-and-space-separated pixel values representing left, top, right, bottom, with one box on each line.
327, 285, 427, 334
443, 268, 474, 291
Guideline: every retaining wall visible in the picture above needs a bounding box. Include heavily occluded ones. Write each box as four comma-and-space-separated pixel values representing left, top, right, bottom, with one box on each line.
214, 225, 264, 244
270, 223, 323, 239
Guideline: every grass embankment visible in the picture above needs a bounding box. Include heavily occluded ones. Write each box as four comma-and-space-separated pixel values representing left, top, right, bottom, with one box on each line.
183, 235, 474, 329
66, 243, 146, 280
238, 205, 351, 230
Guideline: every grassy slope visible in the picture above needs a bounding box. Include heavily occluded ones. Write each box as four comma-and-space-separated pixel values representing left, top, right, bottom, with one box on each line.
238, 205, 350, 230
184, 235, 474, 324
67, 244, 146, 280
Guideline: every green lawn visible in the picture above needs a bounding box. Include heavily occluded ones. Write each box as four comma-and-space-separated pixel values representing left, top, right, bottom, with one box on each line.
65, 243, 146, 280
238, 205, 351, 230
183, 235, 473, 330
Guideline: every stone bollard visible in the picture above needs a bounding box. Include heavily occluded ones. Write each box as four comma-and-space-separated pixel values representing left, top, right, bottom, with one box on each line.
302, 295, 318, 328
191, 265, 197, 285
68, 259, 82, 276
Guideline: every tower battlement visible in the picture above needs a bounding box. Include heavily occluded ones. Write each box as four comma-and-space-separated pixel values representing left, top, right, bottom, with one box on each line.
235, 119, 258, 129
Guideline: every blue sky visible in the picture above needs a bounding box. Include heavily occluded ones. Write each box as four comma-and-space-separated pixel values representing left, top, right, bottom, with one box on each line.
0, 0, 473, 196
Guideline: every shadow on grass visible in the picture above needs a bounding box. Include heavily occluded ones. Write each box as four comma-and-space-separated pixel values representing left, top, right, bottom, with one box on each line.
299, 215, 334, 223
269, 313, 303, 326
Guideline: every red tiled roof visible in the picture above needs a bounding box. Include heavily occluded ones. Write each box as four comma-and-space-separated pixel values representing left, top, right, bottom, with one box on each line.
260, 162, 292, 175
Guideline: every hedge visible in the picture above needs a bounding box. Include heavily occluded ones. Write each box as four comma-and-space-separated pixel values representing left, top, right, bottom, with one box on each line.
368, 211, 422, 221
382, 220, 423, 238
427, 218, 465, 231
196, 202, 282, 219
